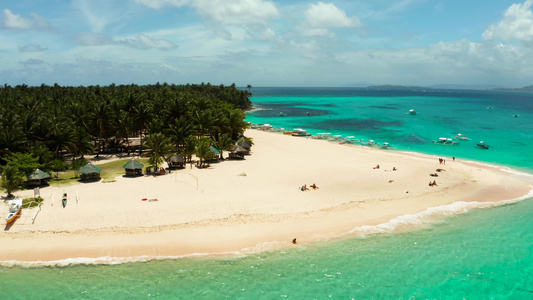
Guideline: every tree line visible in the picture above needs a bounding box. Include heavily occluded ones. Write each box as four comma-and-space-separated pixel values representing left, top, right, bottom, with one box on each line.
0, 82, 253, 195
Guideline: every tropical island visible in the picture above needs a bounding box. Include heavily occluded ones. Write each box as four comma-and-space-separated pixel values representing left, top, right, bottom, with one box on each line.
1, 83, 531, 264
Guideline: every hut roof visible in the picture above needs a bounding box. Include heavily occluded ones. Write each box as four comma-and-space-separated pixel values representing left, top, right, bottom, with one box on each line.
237, 139, 251, 149
122, 159, 144, 169
209, 146, 221, 154
230, 145, 248, 153
78, 162, 103, 174
168, 154, 185, 163
27, 168, 51, 180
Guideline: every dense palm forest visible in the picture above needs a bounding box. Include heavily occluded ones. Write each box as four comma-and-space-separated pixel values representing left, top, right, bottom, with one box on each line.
0, 82, 252, 194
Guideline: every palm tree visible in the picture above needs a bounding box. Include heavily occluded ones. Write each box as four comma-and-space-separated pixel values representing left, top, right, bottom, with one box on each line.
47, 122, 76, 159
165, 115, 194, 148
1, 165, 24, 197
182, 136, 197, 163
144, 133, 173, 170
212, 133, 233, 159
72, 126, 94, 159
194, 137, 211, 168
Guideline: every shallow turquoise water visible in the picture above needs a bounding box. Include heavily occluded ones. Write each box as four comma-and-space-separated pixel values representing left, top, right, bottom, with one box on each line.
2, 88, 532, 299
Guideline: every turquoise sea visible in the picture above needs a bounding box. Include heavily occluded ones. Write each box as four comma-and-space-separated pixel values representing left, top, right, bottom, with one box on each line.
2, 87, 533, 299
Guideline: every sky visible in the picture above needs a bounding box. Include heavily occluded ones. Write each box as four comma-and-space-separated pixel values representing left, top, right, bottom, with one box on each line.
1, 0, 533, 88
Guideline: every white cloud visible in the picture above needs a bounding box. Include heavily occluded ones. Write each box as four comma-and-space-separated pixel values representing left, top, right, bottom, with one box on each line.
137, 0, 279, 40
134, 0, 191, 10
482, 0, 533, 44
19, 44, 48, 52
76, 32, 178, 50
300, 2, 362, 37
0, 8, 51, 30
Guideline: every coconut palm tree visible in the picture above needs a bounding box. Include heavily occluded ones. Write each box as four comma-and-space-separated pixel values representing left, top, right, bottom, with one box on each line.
1, 165, 24, 197
212, 133, 233, 159
194, 137, 212, 168
182, 135, 197, 163
144, 132, 173, 170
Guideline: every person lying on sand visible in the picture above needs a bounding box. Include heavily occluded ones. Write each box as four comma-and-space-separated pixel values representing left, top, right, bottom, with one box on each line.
310, 183, 318, 189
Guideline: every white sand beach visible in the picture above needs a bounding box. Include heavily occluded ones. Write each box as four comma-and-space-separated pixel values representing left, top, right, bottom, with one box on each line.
1, 129, 531, 263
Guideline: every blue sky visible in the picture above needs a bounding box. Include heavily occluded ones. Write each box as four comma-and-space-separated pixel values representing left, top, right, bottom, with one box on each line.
2, 0, 533, 87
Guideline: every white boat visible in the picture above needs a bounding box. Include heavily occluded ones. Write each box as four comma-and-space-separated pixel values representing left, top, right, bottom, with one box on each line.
315, 132, 332, 139
343, 136, 360, 144
433, 137, 459, 145
362, 140, 378, 146
5, 198, 23, 223
260, 124, 272, 130
279, 112, 286, 117
456, 133, 470, 140
380, 142, 391, 149
330, 135, 343, 141
407, 109, 417, 115
291, 128, 309, 137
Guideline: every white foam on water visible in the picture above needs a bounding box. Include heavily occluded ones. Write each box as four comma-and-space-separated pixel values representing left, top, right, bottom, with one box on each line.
344, 188, 533, 237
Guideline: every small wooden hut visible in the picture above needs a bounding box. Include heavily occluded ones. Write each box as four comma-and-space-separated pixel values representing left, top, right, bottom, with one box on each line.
78, 162, 102, 181
167, 154, 186, 169
27, 168, 51, 186
123, 159, 144, 176
228, 145, 249, 159
237, 139, 252, 151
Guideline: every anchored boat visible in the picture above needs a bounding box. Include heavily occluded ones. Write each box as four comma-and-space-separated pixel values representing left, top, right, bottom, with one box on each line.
5, 198, 23, 223
477, 141, 490, 149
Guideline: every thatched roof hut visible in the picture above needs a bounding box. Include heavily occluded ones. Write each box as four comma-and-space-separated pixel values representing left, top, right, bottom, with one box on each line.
229, 145, 249, 159
122, 159, 144, 176
237, 139, 251, 150
27, 168, 51, 186
167, 154, 186, 168
78, 162, 102, 181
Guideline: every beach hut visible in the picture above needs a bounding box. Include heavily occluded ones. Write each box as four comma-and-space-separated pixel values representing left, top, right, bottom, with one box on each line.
78, 162, 102, 181
122, 158, 144, 176
237, 139, 251, 151
167, 154, 186, 169
228, 145, 249, 159
27, 168, 51, 186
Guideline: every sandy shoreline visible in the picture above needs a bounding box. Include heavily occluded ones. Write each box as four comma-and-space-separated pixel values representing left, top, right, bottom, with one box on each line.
1, 129, 532, 264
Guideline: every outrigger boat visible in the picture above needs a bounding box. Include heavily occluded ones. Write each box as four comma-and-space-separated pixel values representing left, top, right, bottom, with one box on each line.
380, 142, 391, 149
5, 198, 23, 223
291, 128, 309, 137
433, 137, 459, 145
407, 109, 417, 115
477, 141, 490, 149
456, 133, 470, 140
62, 190, 67, 208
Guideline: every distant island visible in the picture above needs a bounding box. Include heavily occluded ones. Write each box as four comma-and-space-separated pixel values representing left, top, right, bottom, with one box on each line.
366, 85, 429, 89
493, 85, 533, 92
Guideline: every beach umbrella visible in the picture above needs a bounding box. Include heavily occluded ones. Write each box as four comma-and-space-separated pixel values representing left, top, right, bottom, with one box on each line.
122, 158, 144, 169
27, 168, 51, 180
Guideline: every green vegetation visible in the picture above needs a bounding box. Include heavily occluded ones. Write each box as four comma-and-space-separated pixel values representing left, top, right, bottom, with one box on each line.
0, 82, 252, 195
22, 196, 44, 209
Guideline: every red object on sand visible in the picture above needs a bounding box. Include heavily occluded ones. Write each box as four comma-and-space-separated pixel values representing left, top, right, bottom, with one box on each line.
142, 198, 147, 201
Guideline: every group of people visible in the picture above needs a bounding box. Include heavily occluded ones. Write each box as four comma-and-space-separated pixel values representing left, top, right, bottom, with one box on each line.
300, 183, 319, 191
